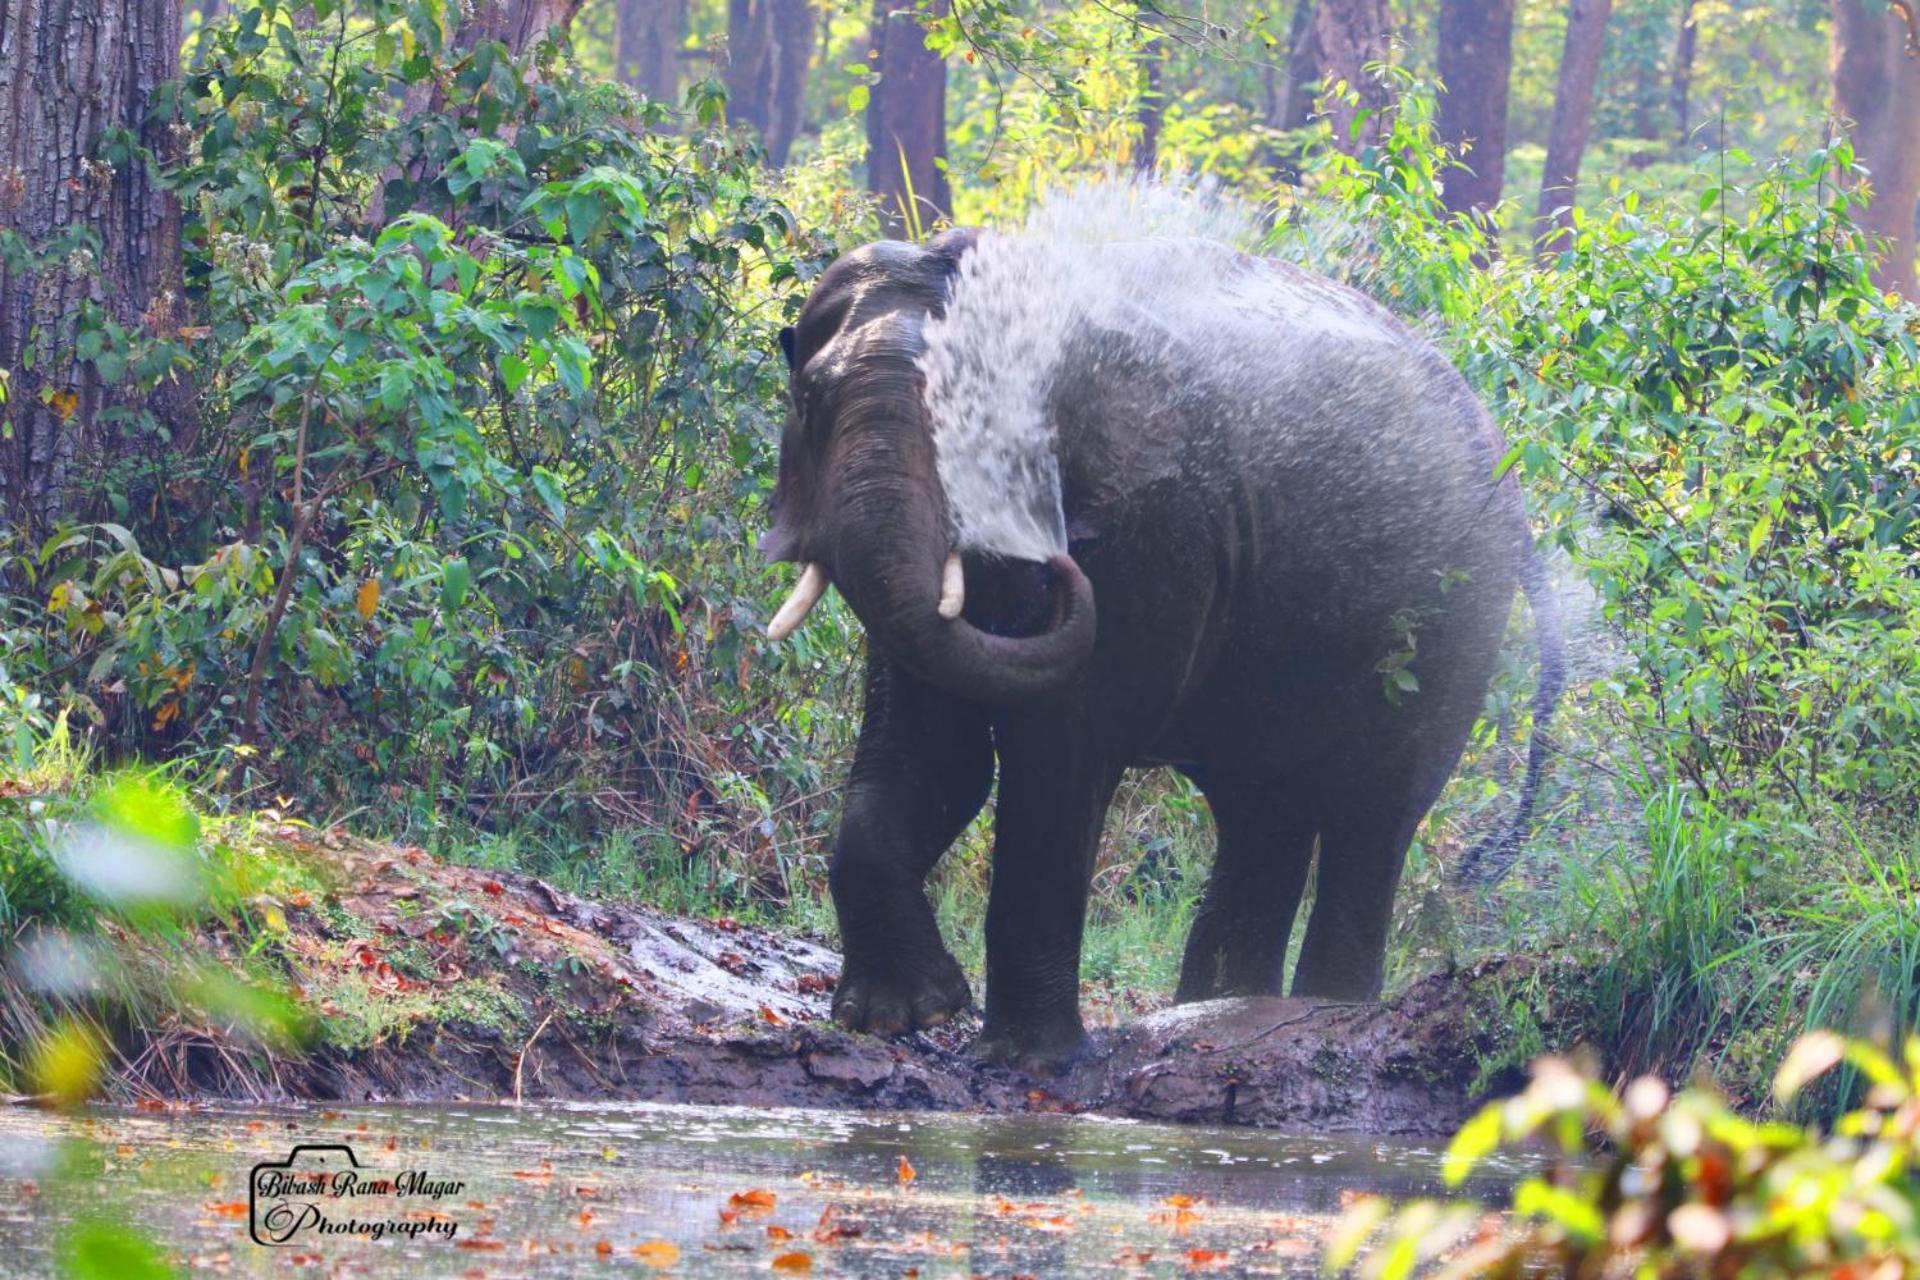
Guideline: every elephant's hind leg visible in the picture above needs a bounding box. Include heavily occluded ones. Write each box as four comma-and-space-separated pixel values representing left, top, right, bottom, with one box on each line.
1289, 753, 1452, 1000
830, 657, 993, 1037
1174, 770, 1318, 1002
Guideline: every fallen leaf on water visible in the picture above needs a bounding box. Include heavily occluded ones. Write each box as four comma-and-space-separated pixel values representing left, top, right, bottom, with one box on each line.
730, 1189, 777, 1212
1186, 1248, 1229, 1268
771, 1251, 812, 1272
759, 1005, 785, 1026
594, 1239, 613, 1256
512, 1161, 554, 1181
633, 1239, 680, 1268
896, 1154, 916, 1185
204, 1202, 247, 1218
767, 1225, 794, 1241
456, 1239, 506, 1252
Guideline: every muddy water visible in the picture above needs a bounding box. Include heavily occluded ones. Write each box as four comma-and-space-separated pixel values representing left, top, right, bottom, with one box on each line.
0, 1102, 1530, 1276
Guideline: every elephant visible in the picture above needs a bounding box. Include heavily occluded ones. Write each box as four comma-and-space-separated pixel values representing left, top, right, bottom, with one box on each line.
759, 221, 1564, 1069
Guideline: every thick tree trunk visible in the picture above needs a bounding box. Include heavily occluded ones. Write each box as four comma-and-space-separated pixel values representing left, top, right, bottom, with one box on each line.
1296, 0, 1395, 155
726, 0, 812, 164
1533, 0, 1613, 254
0, 0, 187, 537
1275, 0, 1321, 130
1435, 0, 1517, 224
1669, 0, 1697, 144
1832, 0, 1920, 300
867, 0, 950, 237
450, 0, 585, 57
726, 0, 772, 137
615, 0, 687, 105
765, 0, 813, 165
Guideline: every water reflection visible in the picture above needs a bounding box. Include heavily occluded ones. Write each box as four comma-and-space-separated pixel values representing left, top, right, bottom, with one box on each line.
0, 1101, 1529, 1276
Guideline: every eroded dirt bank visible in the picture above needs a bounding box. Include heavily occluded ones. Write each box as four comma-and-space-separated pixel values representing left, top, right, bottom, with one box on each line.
135, 828, 1554, 1137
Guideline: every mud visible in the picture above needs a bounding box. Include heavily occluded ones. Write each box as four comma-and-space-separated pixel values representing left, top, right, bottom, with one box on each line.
140, 831, 1549, 1137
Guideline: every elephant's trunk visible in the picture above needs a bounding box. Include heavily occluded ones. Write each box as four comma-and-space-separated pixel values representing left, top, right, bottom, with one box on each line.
825, 378, 1096, 704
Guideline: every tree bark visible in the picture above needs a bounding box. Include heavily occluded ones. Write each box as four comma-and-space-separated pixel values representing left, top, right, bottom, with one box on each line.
615, 0, 688, 105
0, 0, 187, 537
765, 0, 814, 165
1533, 0, 1613, 254
867, 0, 950, 237
1435, 0, 1517, 224
1669, 0, 1697, 145
1296, 0, 1395, 155
726, 0, 813, 165
1136, 10, 1165, 173
449, 0, 585, 58
1832, 0, 1920, 300
1275, 0, 1321, 131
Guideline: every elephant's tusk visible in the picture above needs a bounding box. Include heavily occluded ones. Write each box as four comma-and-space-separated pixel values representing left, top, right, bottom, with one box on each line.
767, 563, 827, 641
937, 552, 965, 620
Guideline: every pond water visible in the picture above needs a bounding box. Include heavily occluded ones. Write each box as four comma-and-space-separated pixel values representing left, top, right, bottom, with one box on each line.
0, 1101, 1531, 1276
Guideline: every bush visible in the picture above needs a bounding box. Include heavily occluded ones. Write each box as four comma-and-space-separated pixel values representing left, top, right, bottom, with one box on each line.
1331, 1032, 1920, 1278
2, 0, 867, 887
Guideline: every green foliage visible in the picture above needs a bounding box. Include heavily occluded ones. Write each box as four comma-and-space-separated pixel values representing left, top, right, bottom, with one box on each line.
1475, 140, 1919, 812
1332, 1033, 1920, 1278
4, 0, 862, 882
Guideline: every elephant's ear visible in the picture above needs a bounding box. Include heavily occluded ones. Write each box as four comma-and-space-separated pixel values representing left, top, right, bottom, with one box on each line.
778, 326, 798, 371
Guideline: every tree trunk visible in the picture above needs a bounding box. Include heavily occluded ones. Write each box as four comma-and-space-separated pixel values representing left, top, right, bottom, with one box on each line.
726, 0, 812, 164
764, 0, 814, 165
449, 0, 585, 57
0, 0, 187, 537
615, 0, 688, 105
1669, 0, 1697, 145
1832, 0, 1920, 300
1276, 0, 1320, 130
1136, 10, 1165, 173
867, 0, 950, 237
1533, 0, 1613, 254
1435, 0, 1517, 225
725, 0, 772, 137
1298, 0, 1395, 155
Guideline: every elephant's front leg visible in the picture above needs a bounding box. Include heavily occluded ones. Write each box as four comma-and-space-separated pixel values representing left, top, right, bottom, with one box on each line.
975, 723, 1120, 1072
830, 657, 993, 1036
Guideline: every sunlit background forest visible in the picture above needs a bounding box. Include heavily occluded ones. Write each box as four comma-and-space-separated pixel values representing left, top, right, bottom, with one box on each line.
2, 0, 1918, 1145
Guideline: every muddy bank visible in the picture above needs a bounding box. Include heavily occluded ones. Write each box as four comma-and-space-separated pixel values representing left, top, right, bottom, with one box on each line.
134, 829, 1555, 1137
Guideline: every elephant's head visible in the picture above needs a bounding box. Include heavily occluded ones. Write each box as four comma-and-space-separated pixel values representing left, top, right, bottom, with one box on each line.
759, 232, 1096, 702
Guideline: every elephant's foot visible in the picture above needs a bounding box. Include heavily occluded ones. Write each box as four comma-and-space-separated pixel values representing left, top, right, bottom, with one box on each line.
969, 1014, 1089, 1076
832, 947, 971, 1037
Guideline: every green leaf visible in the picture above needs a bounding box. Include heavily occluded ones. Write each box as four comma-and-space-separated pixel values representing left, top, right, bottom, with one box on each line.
58, 1219, 175, 1280
530, 467, 566, 523
1442, 1103, 1502, 1186
847, 84, 870, 113
441, 557, 471, 612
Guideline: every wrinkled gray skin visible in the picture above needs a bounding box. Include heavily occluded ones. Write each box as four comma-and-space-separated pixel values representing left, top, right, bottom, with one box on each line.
763, 230, 1563, 1070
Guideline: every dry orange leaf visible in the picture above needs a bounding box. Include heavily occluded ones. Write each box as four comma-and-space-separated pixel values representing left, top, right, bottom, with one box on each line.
767, 1225, 795, 1241
204, 1202, 247, 1218
896, 1154, 916, 1185
770, 1252, 813, 1273
594, 1239, 613, 1256
729, 1189, 777, 1211
1186, 1248, 1229, 1268
632, 1239, 680, 1269
456, 1239, 506, 1251
355, 579, 380, 622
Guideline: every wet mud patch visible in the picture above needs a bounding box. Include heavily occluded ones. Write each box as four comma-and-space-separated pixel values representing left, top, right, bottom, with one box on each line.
105, 831, 1563, 1137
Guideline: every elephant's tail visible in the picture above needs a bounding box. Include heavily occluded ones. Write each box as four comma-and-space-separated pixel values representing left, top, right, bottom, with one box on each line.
1455, 537, 1567, 886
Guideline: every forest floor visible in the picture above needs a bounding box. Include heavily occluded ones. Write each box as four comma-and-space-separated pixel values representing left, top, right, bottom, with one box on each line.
93, 824, 1569, 1137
